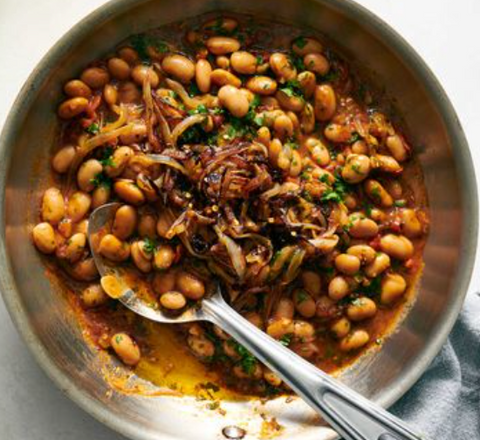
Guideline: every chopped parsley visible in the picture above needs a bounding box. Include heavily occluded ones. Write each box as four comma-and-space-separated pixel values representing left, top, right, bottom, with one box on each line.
130, 34, 168, 61
351, 164, 362, 174
279, 333, 293, 347
85, 122, 100, 135
179, 123, 210, 145
188, 83, 201, 97
253, 115, 265, 127
317, 266, 335, 276
320, 69, 339, 83
256, 55, 264, 65
285, 139, 299, 150
223, 96, 264, 140
362, 201, 374, 216
279, 79, 304, 100
370, 186, 381, 200
229, 340, 257, 374
293, 36, 307, 49
300, 170, 311, 181
357, 276, 382, 297
289, 52, 306, 71
187, 104, 208, 115
250, 94, 261, 109
90, 172, 112, 188
204, 17, 237, 36
321, 173, 352, 203
296, 290, 309, 303
212, 107, 225, 116
343, 214, 361, 232
348, 132, 362, 144
321, 189, 343, 203
99, 147, 114, 167
143, 237, 157, 254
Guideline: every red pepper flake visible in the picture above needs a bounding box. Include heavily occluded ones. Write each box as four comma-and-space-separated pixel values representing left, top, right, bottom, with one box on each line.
85, 94, 102, 119
173, 243, 184, 264
212, 114, 225, 127
369, 235, 381, 250
80, 117, 96, 128
404, 258, 417, 272
390, 222, 402, 233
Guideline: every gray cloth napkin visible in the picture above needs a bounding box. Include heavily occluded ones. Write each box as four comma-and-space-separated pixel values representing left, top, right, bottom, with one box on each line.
390, 292, 480, 439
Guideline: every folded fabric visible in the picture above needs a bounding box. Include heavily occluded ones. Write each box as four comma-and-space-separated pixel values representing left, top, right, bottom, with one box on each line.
391, 292, 480, 439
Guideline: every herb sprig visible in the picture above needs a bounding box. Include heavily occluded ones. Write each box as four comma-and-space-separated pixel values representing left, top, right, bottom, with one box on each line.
320, 173, 352, 203
228, 340, 257, 374
130, 34, 168, 61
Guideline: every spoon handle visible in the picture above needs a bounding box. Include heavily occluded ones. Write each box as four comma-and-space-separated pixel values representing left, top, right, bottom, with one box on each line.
203, 294, 424, 440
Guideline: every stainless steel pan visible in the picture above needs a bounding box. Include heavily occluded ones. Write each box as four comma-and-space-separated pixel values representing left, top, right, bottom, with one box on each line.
0, 0, 477, 439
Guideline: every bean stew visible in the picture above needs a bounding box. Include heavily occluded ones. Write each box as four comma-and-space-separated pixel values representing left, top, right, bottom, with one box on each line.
32, 13, 429, 398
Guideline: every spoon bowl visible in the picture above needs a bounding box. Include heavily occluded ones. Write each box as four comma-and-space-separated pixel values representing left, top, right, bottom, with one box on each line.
88, 202, 208, 323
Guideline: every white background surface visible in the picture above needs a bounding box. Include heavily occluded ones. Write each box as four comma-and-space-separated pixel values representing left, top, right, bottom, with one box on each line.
1, 0, 479, 438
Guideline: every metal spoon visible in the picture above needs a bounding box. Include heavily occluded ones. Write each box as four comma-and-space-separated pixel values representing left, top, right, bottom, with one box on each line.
88, 202, 424, 440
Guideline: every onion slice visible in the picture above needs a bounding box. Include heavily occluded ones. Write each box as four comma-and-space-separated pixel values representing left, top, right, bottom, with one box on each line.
100, 105, 127, 133
214, 225, 246, 281
171, 114, 206, 147
282, 247, 306, 284
165, 78, 216, 110
143, 76, 161, 150
147, 154, 189, 175
65, 124, 134, 194
307, 235, 339, 254
152, 95, 173, 147
260, 182, 300, 200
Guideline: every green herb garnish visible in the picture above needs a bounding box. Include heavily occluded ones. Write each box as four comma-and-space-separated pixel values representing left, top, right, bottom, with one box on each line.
296, 290, 309, 303
188, 83, 201, 97
187, 104, 208, 115
370, 186, 381, 200
351, 164, 362, 174
279, 79, 304, 100
363, 201, 373, 216
85, 122, 100, 135
348, 132, 362, 144
317, 266, 335, 276
293, 36, 307, 49
321, 69, 339, 83
285, 139, 299, 150
321, 189, 343, 203
212, 107, 225, 115
90, 172, 112, 188
250, 94, 261, 109
99, 147, 114, 167
321, 173, 352, 203
357, 276, 382, 297
279, 333, 293, 347
204, 17, 237, 36
290, 52, 305, 71
130, 34, 168, 61
143, 237, 157, 254
229, 340, 257, 374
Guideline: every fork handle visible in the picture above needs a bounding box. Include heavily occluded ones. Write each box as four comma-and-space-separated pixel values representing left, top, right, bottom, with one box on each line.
203, 294, 424, 440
